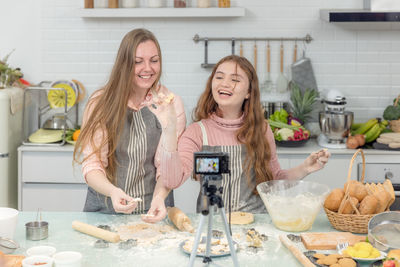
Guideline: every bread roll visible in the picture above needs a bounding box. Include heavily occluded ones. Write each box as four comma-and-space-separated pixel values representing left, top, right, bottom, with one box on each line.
372, 183, 391, 213
359, 195, 378, 214
338, 196, 359, 214
344, 181, 367, 202
324, 188, 345, 212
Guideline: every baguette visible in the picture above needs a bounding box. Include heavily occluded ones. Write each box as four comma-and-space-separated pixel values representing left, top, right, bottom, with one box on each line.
383, 179, 396, 209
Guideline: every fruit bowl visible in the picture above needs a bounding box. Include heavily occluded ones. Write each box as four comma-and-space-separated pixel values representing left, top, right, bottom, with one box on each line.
276, 138, 309, 147
257, 180, 330, 232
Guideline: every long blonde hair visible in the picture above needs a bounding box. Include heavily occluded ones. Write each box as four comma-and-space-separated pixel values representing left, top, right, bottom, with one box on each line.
74, 29, 162, 184
194, 55, 273, 192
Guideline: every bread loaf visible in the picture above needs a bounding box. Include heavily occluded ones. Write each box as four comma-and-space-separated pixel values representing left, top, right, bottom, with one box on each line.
383, 179, 396, 209
338, 196, 359, 214
358, 195, 378, 215
344, 181, 367, 202
324, 188, 345, 212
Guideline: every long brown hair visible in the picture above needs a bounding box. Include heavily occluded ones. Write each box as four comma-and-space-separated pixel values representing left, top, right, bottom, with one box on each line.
74, 29, 162, 184
194, 55, 273, 191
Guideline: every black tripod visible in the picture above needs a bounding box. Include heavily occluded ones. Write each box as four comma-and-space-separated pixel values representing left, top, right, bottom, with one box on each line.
188, 177, 239, 267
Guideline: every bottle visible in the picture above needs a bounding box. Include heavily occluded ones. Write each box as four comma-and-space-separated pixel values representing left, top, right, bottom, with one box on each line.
218, 0, 230, 8
174, 0, 186, 8
197, 0, 210, 8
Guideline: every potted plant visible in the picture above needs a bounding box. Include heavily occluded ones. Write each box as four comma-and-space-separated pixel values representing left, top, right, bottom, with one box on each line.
0, 50, 23, 89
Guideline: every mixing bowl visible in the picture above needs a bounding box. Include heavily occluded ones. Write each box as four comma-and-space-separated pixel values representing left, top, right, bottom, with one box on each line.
0, 207, 19, 239
257, 180, 330, 232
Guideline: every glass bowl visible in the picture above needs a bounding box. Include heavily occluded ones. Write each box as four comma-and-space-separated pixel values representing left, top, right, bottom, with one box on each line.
257, 180, 330, 232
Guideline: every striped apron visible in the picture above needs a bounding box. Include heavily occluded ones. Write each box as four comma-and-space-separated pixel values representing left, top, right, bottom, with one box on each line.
83, 107, 174, 214
195, 121, 266, 213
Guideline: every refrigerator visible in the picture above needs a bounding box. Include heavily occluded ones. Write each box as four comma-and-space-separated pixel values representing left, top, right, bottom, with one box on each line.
0, 88, 23, 208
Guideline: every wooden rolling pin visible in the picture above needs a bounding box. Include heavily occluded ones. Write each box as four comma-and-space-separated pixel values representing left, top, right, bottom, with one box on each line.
279, 235, 315, 267
72, 220, 120, 243
167, 207, 194, 233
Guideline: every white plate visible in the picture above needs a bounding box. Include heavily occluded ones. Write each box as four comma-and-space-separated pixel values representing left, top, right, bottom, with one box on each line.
180, 237, 238, 258
339, 248, 386, 263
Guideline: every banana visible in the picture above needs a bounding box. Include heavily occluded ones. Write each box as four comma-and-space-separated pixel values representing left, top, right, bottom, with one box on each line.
381, 119, 389, 127
350, 123, 363, 131
353, 118, 378, 135
364, 123, 383, 143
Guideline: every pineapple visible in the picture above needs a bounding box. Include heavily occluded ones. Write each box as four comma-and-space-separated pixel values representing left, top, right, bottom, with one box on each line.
289, 83, 319, 124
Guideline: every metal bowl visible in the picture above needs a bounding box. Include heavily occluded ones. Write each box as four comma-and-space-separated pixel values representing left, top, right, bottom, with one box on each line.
368, 211, 400, 252
0, 237, 19, 254
25, 221, 49, 241
42, 114, 73, 130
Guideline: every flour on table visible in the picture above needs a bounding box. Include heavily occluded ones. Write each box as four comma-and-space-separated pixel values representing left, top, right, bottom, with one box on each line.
117, 223, 176, 245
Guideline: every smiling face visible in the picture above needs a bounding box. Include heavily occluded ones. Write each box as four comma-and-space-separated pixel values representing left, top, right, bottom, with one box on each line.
211, 61, 250, 118
134, 40, 161, 92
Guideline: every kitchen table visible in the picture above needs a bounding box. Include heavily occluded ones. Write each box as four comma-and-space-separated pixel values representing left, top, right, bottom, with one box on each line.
10, 212, 374, 267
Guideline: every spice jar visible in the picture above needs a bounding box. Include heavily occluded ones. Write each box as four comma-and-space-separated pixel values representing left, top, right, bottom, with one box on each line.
121, 0, 138, 8
174, 0, 186, 8
197, 0, 210, 8
218, 0, 230, 8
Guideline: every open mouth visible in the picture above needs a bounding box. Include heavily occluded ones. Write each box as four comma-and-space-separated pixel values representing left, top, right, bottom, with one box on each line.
138, 74, 153, 79
218, 90, 233, 96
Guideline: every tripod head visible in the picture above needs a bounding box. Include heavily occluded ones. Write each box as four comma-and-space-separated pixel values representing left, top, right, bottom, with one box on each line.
200, 175, 224, 215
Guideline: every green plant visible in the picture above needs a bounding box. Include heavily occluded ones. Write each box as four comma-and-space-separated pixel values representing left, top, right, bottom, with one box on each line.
0, 49, 23, 89
289, 83, 319, 124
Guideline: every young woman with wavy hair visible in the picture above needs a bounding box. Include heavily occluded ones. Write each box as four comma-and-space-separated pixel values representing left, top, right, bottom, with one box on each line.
74, 28, 186, 221
157, 55, 330, 213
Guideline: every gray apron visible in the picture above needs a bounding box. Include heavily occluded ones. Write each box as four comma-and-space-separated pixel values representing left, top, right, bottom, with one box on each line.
196, 121, 266, 213
84, 107, 174, 214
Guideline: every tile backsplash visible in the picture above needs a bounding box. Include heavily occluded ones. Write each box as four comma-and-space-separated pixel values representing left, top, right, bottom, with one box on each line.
2, 0, 400, 123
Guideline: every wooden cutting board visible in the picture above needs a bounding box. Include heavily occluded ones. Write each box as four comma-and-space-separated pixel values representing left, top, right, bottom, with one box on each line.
301, 232, 366, 250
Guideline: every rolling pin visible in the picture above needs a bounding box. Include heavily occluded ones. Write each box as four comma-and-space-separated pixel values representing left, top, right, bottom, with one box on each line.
279, 235, 315, 267
72, 220, 120, 243
167, 207, 194, 233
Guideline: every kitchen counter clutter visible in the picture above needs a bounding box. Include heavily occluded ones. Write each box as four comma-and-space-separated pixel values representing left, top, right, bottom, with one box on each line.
8, 212, 363, 267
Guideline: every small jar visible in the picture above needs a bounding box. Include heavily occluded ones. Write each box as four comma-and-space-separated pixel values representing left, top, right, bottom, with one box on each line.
174, 0, 186, 8
197, 0, 210, 8
95, 0, 108, 8
121, 0, 138, 8
148, 0, 163, 8
218, 0, 230, 8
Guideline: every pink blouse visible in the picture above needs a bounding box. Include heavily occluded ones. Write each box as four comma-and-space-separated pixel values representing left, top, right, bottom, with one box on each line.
160, 113, 288, 189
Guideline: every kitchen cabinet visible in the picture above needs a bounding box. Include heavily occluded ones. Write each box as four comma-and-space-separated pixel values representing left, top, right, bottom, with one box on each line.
18, 140, 400, 213
78, 7, 245, 18
18, 145, 87, 212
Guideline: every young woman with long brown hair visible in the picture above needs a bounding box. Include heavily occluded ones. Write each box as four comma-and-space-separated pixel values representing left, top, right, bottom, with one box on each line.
157, 55, 330, 213
73, 29, 186, 220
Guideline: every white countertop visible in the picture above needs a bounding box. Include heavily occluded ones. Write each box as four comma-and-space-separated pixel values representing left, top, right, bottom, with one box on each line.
18, 139, 400, 155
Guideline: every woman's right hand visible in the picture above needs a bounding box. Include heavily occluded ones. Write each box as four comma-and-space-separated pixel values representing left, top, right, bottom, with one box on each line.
110, 187, 137, 214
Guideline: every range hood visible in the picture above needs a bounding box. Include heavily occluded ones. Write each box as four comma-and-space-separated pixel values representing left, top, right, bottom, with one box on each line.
320, 9, 400, 22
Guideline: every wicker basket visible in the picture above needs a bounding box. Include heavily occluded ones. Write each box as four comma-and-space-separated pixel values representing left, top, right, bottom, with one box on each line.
324, 149, 374, 234
389, 95, 400, 133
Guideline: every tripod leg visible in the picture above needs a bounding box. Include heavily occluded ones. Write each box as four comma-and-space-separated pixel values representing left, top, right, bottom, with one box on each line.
204, 206, 214, 264
219, 208, 240, 267
189, 214, 207, 267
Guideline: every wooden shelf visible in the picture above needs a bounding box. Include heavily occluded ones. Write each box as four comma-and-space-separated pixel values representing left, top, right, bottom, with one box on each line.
78, 7, 245, 18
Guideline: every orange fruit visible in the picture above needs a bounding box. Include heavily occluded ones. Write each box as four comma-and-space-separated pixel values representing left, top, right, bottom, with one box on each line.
72, 129, 81, 141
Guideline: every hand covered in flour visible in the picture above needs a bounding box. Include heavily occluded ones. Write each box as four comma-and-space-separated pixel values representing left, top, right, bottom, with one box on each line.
304, 149, 331, 174
148, 85, 177, 152
141, 195, 167, 223
110, 187, 138, 214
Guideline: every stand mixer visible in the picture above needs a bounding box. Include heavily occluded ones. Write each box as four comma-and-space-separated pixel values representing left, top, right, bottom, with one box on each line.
318, 90, 353, 149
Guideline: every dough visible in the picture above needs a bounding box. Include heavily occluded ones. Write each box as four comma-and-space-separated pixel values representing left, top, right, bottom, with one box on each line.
226, 212, 254, 225
117, 223, 174, 245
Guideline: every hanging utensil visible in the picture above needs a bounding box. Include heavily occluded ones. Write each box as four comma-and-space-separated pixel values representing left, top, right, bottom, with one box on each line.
253, 41, 257, 72
239, 42, 243, 57
293, 42, 298, 63
261, 42, 273, 94
276, 42, 288, 93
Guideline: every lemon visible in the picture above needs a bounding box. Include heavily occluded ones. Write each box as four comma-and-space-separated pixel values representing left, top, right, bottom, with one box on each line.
344, 247, 356, 257
369, 248, 380, 258
48, 83, 77, 108
354, 242, 373, 252
354, 249, 370, 258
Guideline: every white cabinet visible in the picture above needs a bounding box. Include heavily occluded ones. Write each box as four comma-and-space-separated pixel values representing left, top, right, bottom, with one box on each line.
18, 145, 87, 211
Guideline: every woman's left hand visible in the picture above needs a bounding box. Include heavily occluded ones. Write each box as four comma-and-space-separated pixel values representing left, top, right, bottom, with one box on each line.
304, 149, 331, 174
141, 196, 167, 223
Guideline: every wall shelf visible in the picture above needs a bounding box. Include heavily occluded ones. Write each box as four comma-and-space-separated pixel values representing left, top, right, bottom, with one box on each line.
78, 7, 245, 18
320, 9, 400, 22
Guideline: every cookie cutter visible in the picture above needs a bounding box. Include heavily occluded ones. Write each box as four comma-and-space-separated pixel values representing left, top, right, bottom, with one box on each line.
287, 234, 301, 243
97, 225, 111, 231
212, 230, 223, 239
119, 239, 137, 250
94, 239, 109, 248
